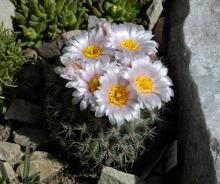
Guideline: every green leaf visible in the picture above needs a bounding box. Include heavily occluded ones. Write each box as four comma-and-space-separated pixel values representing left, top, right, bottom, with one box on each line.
23, 145, 30, 180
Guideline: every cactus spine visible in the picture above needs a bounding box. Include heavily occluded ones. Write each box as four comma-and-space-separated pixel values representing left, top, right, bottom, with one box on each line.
45, 68, 160, 171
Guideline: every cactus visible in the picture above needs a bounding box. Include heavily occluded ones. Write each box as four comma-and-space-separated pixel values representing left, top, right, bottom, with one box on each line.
45, 67, 160, 171
0, 24, 26, 115
11, 0, 89, 48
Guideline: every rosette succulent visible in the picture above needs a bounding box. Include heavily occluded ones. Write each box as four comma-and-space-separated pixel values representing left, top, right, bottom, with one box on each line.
12, 0, 148, 48
11, 0, 89, 48
86, 0, 142, 23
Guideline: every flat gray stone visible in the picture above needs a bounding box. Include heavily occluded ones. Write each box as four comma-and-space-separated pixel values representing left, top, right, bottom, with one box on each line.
0, 141, 23, 166
98, 167, 142, 184
17, 151, 65, 182
184, 0, 220, 182
147, 0, 163, 30
5, 99, 44, 124
0, 0, 15, 30
61, 30, 81, 42
13, 127, 51, 149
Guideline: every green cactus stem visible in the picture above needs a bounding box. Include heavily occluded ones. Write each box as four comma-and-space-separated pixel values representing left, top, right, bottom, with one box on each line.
45, 68, 160, 171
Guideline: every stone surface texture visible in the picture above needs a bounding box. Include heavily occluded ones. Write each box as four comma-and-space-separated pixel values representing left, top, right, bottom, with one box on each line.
0, 124, 11, 141
98, 167, 142, 184
147, 0, 163, 30
183, 0, 220, 182
167, 0, 217, 183
0, 162, 18, 183
13, 127, 51, 149
17, 151, 65, 182
0, 0, 15, 30
5, 99, 44, 124
0, 142, 23, 166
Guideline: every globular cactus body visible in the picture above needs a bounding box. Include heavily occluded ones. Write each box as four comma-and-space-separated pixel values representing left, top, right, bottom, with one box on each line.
45, 69, 160, 171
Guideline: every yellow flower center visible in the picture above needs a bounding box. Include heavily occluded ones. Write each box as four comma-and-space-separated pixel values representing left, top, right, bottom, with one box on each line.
89, 75, 100, 93
120, 39, 140, 51
109, 85, 128, 106
135, 76, 155, 93
83, 45, 103, 59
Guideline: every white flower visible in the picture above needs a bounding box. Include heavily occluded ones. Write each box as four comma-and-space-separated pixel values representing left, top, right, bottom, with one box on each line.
55, 54, 84, 81
105, 23, 158, 59
72, 61, 107, 111
123, 59, 174, 109
94, 70, 140, 126
120, 54, 151, 67
63, 28, 112, 63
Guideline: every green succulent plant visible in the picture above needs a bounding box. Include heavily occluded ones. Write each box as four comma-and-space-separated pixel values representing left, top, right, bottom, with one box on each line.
0, 177, 4, 184
0, 24, 26, 115
12, 0, 147, 48
86, 0, 142, 23
11, 0, 89, 48
45, 67, 159, 171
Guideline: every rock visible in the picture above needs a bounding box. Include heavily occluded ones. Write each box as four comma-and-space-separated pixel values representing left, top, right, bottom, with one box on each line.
183, 0, 220, 182
5, 99, 44, 124
98, 167, 143, 184
153, 17, 167, 55
88, 16, 101, 28
210, 137, 220, 159
38, 30, 81, 60
140, 144, 167, 180
0, 142, 23, 166
23, 48, 38, 61
15, 63, 45, 104
167, 0, 217, 183
0, 124, 11, 141
13, 127, 51, 149
17, 151, 65, 182
62, 30, 81, 42
145, 175, 163, 184
147, 0, 163, 30
88, 16, 108, 29
37, 40, 62, 60
0, 0, 15, 30
0, 161, 18, 183
30, 151, 49, 161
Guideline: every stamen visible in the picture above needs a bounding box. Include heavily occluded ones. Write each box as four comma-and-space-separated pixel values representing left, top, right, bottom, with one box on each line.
89, 75, 100, 93
121, 39, 140, 52
109, 85, 128, 106
135, 76, 155, 93
83, 45, 103, 59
